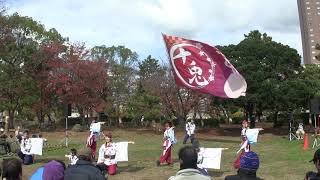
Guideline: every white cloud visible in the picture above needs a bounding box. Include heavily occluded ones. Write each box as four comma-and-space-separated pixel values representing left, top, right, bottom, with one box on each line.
7, 0, 302, 60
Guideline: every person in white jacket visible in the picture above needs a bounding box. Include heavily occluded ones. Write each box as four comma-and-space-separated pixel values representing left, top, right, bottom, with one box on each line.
183, 119, 196, 144
17, 130, 33, 165
296, 123, 305, 140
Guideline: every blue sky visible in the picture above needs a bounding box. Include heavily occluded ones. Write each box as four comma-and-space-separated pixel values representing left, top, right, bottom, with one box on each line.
6, 0, 302, 61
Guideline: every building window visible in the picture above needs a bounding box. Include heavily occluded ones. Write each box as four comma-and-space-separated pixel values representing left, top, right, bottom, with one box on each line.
313, 57, 316, 60
312, 51, 316, 54
312, 46, 315, 48
317, 7, 320, 9
311, 39, 315, 42
307, 7, 311, 10
310, 34, 315, 37
306, 1, 310, 4
308, 12, 311, 15
310, 28, 314, 31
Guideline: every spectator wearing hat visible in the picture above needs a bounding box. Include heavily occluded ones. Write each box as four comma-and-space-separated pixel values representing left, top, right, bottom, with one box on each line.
225, 151, 262, 180
168, 146, 211, 180
64, 147, 106, 180
30, 160, 66, 180
2, 158, 22, 180
305, 149, 320, 179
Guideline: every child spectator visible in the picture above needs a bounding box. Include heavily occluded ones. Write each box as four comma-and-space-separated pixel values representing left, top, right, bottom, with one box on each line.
65, 148, 78, 165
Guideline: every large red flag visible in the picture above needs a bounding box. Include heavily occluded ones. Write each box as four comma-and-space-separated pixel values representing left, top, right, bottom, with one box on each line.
162, 34, 247, 98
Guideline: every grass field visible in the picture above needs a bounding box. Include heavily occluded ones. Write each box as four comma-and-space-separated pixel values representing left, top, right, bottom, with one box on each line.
1, 129, 317, 180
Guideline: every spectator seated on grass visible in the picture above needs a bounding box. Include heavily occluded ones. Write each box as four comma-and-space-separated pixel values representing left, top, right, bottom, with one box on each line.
168, 146, 211, 180
305, 148, 320, 180
30, 160, 65, 180
225, 151, 262, 180
0, 128, 11, 154
64, 147, 106, 180
15, 126, 23, 144
7, 134, 20, 154
2, 158, 22, 180
16, 130, 33, 165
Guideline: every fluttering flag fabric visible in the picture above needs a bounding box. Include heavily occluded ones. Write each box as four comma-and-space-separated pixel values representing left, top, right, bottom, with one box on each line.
162, 34, 247, 98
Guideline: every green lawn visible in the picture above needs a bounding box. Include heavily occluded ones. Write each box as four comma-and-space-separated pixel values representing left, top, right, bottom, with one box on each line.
2, 129, 317, 180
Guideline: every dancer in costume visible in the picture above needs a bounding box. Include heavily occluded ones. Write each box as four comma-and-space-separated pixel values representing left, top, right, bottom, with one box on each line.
87, 131, 97, 159
234, 120, 263, 169
183, 119, 196, 144
87, 119, 106, 159
157, 121, 176, 166
97, 132, 134, 175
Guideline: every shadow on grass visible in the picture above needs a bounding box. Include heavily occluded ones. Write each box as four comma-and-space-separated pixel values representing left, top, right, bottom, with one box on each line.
118, 164, 145, 173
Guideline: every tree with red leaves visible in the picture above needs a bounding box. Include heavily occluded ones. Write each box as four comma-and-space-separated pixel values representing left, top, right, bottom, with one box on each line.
48, 43, 108, 124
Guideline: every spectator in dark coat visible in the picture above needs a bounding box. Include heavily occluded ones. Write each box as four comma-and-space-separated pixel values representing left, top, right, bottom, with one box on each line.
0, 128, 11, 153
64, 148, 106, 180
305, 148, 320, 180
2, 158, 22, 180
225, 151, 262, 180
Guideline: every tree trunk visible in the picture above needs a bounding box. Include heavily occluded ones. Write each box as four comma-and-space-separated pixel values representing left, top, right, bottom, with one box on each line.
177, 115, 185, 128
199, 111, 204, 128
273, 111, 279, 128
8, 110, 15, 129
256, 110, 262, 122
246, 103, 255, 128
118, 116, 123, 128
77, 107, 85, 126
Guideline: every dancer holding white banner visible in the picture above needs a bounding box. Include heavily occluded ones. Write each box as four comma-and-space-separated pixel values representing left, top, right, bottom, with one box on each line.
234, 120, 263, 169
97, 132, 134, 176
87, 119, 106, 159
157, 121, 176, 166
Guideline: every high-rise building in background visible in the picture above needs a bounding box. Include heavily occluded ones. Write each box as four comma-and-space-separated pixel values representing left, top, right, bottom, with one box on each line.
297, 0, 320, 64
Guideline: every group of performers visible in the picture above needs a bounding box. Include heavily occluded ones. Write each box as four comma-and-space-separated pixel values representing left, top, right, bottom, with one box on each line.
9, 117, 267, 177
84, 118, 265, 176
